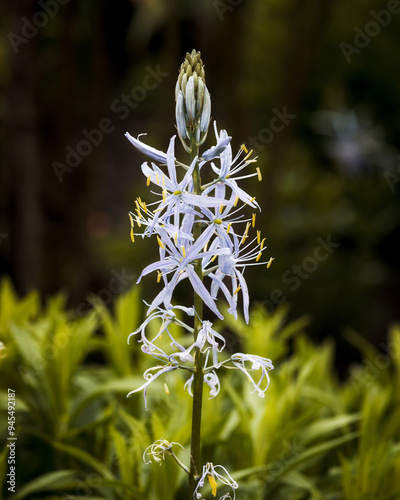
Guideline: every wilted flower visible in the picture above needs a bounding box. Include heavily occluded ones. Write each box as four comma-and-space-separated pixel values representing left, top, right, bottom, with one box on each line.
194, 462, 238, 499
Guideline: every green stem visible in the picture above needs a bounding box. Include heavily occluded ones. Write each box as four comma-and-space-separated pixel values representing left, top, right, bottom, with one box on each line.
189, 135, 204, 498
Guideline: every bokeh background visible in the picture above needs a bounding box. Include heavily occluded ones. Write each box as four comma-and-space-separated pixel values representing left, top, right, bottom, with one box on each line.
1, 0, 400, 364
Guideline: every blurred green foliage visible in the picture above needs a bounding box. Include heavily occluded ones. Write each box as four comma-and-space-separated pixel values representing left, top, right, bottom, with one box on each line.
1, 280, 400, 499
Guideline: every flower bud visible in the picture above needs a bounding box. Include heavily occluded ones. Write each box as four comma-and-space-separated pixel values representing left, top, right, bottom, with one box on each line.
175, 49, 211, 150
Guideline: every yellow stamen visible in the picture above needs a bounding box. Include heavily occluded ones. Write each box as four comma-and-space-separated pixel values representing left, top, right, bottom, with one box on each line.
143, 202, 147, 213
219, 204, 224, 214
136, 217, 141, 228
157, 271, 162, 283
257, 230, 261, 244
173, 190, 181, 196
210, 255, 217, 263
181, 245, 186, 257
249, 196, 256, 203
156, 172, 160, 184
203, 241, 209, 252
147, 175, 151, 186
256, 167, 262, 181
208, 475, 218, 497
130, 228, 135, 243
129, 213, 134, 228
164, 383, 169, 395
234, 196, 239, 207
260, 238, 266, 250
267, 257, 274, 269
162, 174, 165, 187
233, 285, 242, 295
256, 252, 262, 262
241, 144, 248, 154
227, 222, 232, 234
134, 200, 140, 211
252, 213, 256, 228
241, 222, 251, 244
174, 233, 178, 245
157, 236, 165, 249
244, 149, 253, 161
162, 189, 167, 204
214, 218, 222, 225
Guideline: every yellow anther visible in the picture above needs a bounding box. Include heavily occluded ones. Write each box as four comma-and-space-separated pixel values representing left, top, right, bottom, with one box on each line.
233, 285, 242, 295
249, 196, 256, 203
181, 245, 186, 257
227, 222, 232, 234
147, 175, 151, 186
129, 213, 134, 228
203, 241, 209, 252
244, 149, 253, 161
234, 196, 239, 207
210, 255, 217, 263
257, 230, 261, 244
164, 383, 169, 395
241, 222, 251, 244
157, 236, 165, 249
162, 189, 167, 204
256, 252, 262, 262
219, 204, 224, 214
143, 201, 147, 213
260, 238, 266, 250
173, 190, 182, 196
162, 174, 166, 187
174, 233, 178, 245
252, 213, 256, 228
130, 228, 135, 243
134, 200, 140, 211
136, 217, 141, 228
241, 144, 248, 154
156, 172, 160, 184
208, 475, 218, 497
214, 218, 222, 225
267, 257, 274, 269
157, 271, 162, 283
256, 167, 262, 181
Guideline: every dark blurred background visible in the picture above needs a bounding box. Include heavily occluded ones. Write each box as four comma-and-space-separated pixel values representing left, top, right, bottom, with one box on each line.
1, 0, 400, 362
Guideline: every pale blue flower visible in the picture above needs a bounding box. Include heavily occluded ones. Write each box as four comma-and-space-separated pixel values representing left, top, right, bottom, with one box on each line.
201, 123, 260, 208
138, 224, 230, 319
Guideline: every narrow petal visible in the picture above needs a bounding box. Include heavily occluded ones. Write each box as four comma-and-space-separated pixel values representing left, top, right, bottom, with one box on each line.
125, 132, 167, 163
202, 135, 232, 162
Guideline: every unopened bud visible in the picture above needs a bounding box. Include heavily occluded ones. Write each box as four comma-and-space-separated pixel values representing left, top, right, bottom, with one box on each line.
175, 49, 211, 150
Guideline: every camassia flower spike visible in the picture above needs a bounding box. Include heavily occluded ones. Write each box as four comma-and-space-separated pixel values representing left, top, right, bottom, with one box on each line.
125, 49, 275, 499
